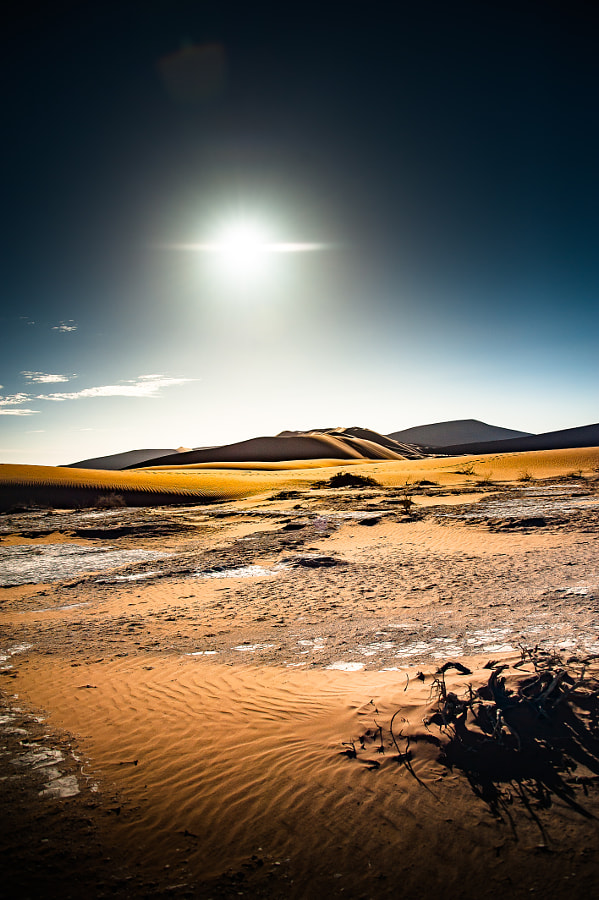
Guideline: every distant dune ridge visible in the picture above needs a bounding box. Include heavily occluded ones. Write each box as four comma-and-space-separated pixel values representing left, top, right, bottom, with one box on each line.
63, 420, 599, 470
387, 419, 533, 447
430, 422, 599, 455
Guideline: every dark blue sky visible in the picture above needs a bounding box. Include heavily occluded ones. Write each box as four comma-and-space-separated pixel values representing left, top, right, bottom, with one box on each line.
2, 1, 598, 463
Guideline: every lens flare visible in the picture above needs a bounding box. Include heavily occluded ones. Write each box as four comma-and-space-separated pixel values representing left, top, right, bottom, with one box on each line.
158, 218, 327, 287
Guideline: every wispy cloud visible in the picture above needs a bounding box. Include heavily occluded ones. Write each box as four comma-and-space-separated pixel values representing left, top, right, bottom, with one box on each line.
52, 320, 77, 333
0, 390, 41, 415
1, 375, 190, 416
0, 392, 33, 406
38, 375, 193, 402
22, 371, 75, 384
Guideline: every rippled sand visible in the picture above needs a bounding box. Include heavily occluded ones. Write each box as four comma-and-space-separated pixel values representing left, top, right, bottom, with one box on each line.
2, 460, 599, 897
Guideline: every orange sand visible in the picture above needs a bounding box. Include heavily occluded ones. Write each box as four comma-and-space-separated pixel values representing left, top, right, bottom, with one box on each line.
2, 458, 599, 897
11, 654, 599, 899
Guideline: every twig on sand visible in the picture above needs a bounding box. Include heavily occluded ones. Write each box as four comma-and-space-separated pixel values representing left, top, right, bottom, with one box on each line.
389, 708, 408, 759
373, 720, 385, 754
389, 707, 437, 795
436, 661, 472, 676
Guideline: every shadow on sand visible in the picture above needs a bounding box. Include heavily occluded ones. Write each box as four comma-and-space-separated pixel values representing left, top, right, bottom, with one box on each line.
346, 649, 599, 844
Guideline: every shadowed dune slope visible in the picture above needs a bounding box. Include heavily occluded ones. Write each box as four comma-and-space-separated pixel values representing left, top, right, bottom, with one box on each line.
279, 426, 425, 459
387, 418, 533, 446
65, 449, 181, 470
434, 422, 599, 455
128, 431, 419, 469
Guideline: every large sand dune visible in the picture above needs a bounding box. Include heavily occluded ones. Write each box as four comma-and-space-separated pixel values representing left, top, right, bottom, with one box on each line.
62, 421, 594, 474
278, 426, 425, 458
128, 429, 424, 469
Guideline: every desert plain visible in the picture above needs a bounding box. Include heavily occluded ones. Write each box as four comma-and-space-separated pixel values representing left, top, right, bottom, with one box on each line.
1, 446, 599, 899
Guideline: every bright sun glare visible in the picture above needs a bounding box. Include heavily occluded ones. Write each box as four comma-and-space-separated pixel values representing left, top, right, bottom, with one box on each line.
215, 223, 269, 267
166, 219, 325, 278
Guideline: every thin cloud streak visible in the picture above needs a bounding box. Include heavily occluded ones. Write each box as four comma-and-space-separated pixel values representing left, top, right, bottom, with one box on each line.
22, 372, 75, 384
52, 320, 78, 332
1, 376, 192, 417
38, 375, 193, 402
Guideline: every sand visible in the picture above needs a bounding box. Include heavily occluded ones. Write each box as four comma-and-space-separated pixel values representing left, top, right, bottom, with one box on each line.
1, 450, 599, 898
2, 444, 598, 511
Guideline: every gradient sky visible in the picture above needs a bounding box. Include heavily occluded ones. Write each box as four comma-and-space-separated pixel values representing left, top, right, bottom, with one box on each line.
2, 0, 598, 465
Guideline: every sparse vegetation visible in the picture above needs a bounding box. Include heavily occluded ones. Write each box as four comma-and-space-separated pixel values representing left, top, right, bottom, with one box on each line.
343, 648, 599, 829
397, 480, 415, 515
326, 472, 380, 489
452, 461, 477, 476
399, 494, 414, 514
519, 470, 533, 482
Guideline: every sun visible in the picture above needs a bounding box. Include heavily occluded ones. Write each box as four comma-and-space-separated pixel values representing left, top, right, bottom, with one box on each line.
162, 219, 326, 283
214, 223, 269, 268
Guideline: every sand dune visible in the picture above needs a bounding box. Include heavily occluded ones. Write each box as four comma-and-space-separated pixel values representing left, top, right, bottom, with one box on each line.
387, 418, 533, 446
63, 421, 594, 473
0, 463, 276, 511
128, 430, 421, 468
2, 446, 598, 511
279, 426, 425, 459
434, 422, 599, 455
65, 449, 182, 470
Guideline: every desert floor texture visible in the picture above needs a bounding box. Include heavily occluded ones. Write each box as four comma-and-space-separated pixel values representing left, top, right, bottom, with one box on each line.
1, 449, 599, 899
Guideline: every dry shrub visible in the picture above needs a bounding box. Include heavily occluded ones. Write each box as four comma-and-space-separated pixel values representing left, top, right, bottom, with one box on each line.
327, 472, 379, 489
96, 493, 127, 509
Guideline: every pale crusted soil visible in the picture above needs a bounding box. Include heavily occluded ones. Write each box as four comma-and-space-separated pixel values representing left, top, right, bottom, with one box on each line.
1, 480, 598, 668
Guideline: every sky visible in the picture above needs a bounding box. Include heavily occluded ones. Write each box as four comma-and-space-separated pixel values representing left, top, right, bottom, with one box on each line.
2, 0, 598, 465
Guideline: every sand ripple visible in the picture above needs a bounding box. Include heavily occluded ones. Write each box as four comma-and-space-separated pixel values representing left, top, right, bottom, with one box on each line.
15, 657, 410, 885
